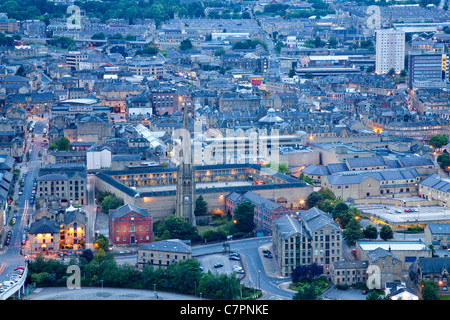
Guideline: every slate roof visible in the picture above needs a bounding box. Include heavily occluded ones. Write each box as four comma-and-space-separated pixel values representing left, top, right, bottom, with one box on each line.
417, 257, 450, 274
326, 167, 420, 185
367, 247, 399, 262
109, 203, 151, 218
29, 217, 60, 234
427, 224, 450, 235
346, 156, 387, 169
139, 239, 191, 254
273, 214, 308, 241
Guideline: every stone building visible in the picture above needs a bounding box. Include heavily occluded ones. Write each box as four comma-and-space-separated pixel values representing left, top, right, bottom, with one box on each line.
137, 239, 192, 269
272, 207, 342, 277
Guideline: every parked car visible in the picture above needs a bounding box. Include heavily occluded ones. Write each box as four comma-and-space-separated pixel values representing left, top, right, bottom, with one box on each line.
410, 208, 418, 212
404, 208, 411, 212
263, 249, 271, 254
229, 255, 240, 261
214, 263, 223, 268
264, 253, 273, 259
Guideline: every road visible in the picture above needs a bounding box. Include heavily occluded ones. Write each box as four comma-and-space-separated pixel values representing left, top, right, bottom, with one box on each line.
192, 237, 295, 300
0, 116, 45, 286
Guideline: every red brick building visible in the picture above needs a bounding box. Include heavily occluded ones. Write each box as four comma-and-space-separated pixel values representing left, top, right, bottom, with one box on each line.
108, 204, 153, 245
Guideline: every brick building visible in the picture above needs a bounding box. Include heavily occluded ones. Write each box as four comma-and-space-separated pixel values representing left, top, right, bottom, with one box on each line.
108, 203, 153, 245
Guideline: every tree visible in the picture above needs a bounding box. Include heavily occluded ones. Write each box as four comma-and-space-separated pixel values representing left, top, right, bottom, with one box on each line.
15, 65, 26, 77
293, 283, 318, 300
306, 191, 323, 209
92, 32, 106, 40
214, 48, 226, 56
156, 215, 198, 242
299, 172, 313, 185
194, 195, 208, 216
421, 281, 440, 300
101, 195, 124, 213
94, 234, 109, 251
49, 136, 71, 151
437, 153, 450, 170
327, 36, 337, 48
167, 259, 203, 294
429, 134, 449, 150
291, 263, 323, 282
363, 225, 378, 240
288, 68, 295, 78
342, 218, 363, 246
180, 38, 193, 51
318, 187, 335, 201
233, 201, 255, 234
379, 224, 394, 241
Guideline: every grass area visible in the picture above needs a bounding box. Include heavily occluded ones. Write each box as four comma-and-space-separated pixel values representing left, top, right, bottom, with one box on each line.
440, 295, 450, 300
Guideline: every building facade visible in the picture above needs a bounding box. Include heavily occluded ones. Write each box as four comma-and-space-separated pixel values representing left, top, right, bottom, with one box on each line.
108, 204, 153, 245
375, 29, 405, 74
272, 207, 342, 277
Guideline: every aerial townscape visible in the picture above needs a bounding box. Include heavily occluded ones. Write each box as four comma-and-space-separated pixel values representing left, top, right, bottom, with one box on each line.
1, 0, 450, 305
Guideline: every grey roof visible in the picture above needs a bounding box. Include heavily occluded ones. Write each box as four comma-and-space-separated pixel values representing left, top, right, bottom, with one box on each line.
417, 257, 450, 274
139, 239, 191, 254
29, 217, 60, 234
301, 207, 340, 233
420, 174, 450, 192
367, 247, 399, 262
302, 164, 330, 176
64, 209, 87, 225
273, 214, 309, 241
426, 224, 450, 235
111, 154, 141, 161
240, 190, 281, 211
109, 203, 151, 218
346, 156, 386, 168
326, 168, 420, 185
398, 156, 435, 167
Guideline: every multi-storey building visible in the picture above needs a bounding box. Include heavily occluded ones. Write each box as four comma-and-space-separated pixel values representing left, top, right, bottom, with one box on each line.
375, 29, 405, 74
226, 190, 290, 234
137, 239, 192, 269
407, 51, 448, 90
272, 207, 342, 277
108, 203, 153, 245
36, 163, 87, 206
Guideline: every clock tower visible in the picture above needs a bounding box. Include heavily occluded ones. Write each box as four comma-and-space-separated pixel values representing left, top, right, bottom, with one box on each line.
175, 107, 196, 226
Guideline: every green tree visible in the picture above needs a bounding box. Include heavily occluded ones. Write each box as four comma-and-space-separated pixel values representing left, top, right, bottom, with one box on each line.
214, 48, 226, 56
157, 215, 198, 242
233, 201, 255, 234
288, 68, 295, 78
198, 270, 240, 300
293, 283, 318, 300
306, 191, 323, 209
299, 172, 313, 185
15, 65, 26, 77
194, 195, 208, 216
363, 225, 378, 240
92, 32, 106, 40
421, 281, 440, 300
429, 134, 449, 150
167, 259, 203, 294
318, 187, 335, 201
101, 195, 124, 212
342, 218, 363, 246
437, 153, 450, 170
94, 234, 109, 251
379, 224, 394, 241
180, 38, 193, 51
